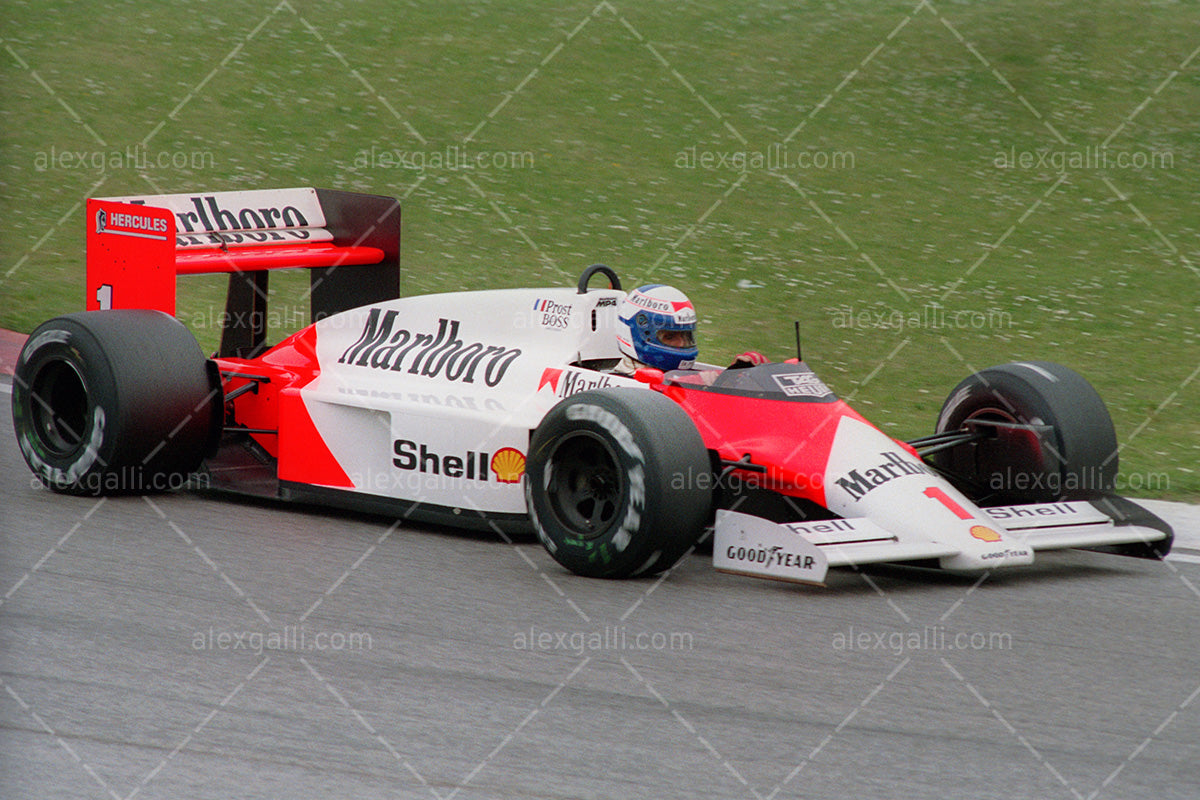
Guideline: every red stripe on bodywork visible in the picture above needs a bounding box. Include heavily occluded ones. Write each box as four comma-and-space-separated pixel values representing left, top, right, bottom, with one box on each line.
539, 367, 562, 392
176, 243, 384, 274
277, 387, 355, 488
256, 325, 354, 489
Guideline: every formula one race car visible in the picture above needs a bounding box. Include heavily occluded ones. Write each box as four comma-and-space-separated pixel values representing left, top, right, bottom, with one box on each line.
11, 188, 1174, 584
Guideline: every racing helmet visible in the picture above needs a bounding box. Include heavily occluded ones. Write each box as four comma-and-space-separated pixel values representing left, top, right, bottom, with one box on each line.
616, 284, 698, 371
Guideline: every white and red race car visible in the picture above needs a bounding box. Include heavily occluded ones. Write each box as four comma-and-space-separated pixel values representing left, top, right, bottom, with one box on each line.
11, 188, 1173, 584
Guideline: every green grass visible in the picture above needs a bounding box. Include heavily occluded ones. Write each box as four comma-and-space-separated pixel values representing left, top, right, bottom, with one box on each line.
2, 1, 1197, 498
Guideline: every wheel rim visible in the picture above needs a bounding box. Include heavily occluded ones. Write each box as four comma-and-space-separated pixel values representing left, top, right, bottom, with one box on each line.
964, 407, 1019, 425
28, 358, 89, 456
544, 431, 625, 539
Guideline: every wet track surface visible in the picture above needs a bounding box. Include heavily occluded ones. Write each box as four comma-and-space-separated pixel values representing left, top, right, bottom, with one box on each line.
2, 400, 1199, 799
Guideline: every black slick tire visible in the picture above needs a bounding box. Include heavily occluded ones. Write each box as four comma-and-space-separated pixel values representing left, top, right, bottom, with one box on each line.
525, 388, 712, 579
11, 310, 220, 495
934, 361, 1117, 503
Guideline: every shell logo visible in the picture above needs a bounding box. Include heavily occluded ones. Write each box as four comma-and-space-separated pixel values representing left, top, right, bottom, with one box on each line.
490, 447, 526, 483
970, 525, 1002, 543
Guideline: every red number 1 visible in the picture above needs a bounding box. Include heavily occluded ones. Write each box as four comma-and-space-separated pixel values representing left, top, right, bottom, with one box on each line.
924, 486, 974, 520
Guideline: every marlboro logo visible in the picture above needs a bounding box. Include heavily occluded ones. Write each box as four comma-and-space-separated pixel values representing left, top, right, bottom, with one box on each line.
98, 188, 332, 248
173, 194, 310, 234
169, 194, 326, 248
835, 451, 929, 501
339, 309, 522, 387
538, 368, 615, 398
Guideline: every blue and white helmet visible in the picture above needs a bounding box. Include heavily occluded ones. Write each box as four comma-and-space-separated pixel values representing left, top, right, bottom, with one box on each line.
616, 285, 698, 371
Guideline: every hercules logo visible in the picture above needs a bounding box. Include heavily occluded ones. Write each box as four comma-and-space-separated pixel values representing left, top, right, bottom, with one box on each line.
94, 207, 169, 240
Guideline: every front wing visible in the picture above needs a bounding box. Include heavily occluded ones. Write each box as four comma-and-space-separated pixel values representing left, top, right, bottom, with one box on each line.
713, 500, 1173, 586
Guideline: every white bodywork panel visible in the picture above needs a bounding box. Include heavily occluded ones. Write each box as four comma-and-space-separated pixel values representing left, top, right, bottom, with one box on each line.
985, 501, 1169, 551
714, 414, 1167, 581
263, 283, 1169, 577
820, 415, 1034, 571
714, 499, 1169, 582
296, 286, 640, 513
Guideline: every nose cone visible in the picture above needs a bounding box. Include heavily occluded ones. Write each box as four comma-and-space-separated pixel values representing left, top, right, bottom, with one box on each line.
823, 415, 1034, 571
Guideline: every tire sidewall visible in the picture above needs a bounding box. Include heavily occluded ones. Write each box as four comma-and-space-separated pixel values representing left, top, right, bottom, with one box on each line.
13, 320, 119, 493
526, 389, 710, 578
12, 311, 217, 495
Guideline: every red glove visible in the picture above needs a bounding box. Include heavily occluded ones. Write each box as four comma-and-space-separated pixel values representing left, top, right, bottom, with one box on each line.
729, 351, 770, 369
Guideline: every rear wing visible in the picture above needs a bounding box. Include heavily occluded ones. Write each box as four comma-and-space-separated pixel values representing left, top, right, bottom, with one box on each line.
86, 188, 400, 357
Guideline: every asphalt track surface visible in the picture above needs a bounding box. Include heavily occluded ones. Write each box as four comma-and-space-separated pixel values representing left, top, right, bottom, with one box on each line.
2, 384, 1199, 799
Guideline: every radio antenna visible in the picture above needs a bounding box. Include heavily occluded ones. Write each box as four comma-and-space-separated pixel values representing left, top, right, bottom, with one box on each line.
794, 320, 803, 362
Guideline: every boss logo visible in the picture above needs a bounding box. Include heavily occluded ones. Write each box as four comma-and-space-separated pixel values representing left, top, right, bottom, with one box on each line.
533, 298, 573, 330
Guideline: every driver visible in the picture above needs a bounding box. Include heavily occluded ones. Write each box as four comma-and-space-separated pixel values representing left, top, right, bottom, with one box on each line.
613, 284, 768, 375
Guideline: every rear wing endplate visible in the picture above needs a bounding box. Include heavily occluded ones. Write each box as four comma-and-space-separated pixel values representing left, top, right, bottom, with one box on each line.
86, 188, 400, 357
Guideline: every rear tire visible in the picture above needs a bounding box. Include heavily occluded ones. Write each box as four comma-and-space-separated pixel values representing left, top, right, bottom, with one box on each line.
12, 310, 220, 494
525, 389, 712, 578
933, 361, 1117, 503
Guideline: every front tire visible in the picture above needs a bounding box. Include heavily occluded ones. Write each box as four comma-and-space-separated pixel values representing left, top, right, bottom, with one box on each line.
525, 389, 712, 578
12, 310, 220, 494
933, 361, 1117, 503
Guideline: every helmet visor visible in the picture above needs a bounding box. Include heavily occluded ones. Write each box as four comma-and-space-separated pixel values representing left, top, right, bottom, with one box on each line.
657, 329, 696, 349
